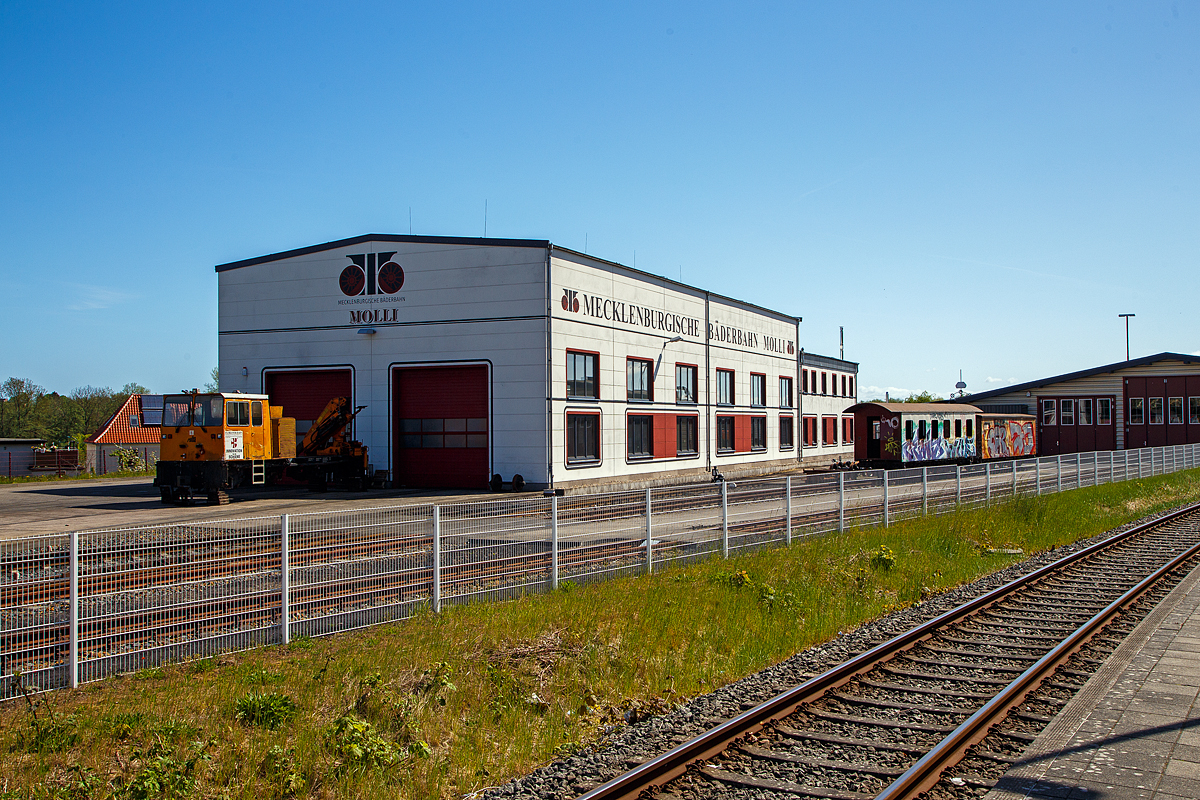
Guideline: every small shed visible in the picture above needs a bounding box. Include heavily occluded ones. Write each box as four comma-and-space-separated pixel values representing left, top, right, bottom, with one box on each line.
847, 402, 982, 464
0, 438, 47, 477
86, 394, 163, 474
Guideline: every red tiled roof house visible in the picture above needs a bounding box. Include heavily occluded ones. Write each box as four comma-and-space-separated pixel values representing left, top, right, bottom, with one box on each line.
85, 395, 162, 474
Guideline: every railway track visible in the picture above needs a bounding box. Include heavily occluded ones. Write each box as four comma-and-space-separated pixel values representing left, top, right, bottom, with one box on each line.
576, 501, 1200, 800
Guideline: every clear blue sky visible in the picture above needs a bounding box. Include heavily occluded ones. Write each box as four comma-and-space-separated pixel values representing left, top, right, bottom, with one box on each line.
2, 2, 1196, 399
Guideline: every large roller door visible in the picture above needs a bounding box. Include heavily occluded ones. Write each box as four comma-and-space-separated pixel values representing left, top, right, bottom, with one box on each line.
393, 366, 489, 489
265, 369, 353, 445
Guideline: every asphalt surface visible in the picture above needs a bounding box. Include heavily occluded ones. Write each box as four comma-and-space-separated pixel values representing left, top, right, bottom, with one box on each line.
0, 477, 512, 539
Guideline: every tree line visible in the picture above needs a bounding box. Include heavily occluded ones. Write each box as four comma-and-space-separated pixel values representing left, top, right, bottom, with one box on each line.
0, 378, 150, 448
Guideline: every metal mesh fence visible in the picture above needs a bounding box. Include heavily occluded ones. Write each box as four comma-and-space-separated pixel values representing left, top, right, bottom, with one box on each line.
3, 442, 1198, 698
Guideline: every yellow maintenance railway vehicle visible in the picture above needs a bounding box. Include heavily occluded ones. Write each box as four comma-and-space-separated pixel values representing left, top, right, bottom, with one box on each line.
154, 392, 368, 504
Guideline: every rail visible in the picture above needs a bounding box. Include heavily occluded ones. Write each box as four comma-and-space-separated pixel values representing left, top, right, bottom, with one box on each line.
1, 443, 1197, 700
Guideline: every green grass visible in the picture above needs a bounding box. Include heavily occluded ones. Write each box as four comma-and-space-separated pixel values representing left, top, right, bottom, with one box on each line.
0, 469, 154, 485
4, 469, 1200, 799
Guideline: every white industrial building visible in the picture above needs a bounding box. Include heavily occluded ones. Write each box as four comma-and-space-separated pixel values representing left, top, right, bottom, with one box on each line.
217, 234, 856, 492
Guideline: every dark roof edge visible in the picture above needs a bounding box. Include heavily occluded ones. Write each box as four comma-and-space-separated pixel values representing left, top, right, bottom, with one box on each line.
959, 352, 1200, 402
215, 234, 551, 273
801, 352, 859, 371
549, 245, 802, 325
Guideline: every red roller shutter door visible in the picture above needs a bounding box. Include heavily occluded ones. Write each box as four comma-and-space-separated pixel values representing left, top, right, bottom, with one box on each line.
393, 366, 489, 489
265, 370, 353, 444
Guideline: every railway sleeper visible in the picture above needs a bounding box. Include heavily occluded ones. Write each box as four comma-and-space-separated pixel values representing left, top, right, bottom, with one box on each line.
698, 766, 875, 800
856, 679, 994, 701
921, 644, 1040, 662
772, 725, 927, 756
804, 709, 957, 734
938, 635, 1048, 654
826, 693, 967, 716
737, 744, 904, 778
899, 655, 1028, 673
878, 665, 1010, 687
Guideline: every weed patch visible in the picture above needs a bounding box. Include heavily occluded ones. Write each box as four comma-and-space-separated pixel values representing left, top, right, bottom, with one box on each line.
233, 692, 297, 730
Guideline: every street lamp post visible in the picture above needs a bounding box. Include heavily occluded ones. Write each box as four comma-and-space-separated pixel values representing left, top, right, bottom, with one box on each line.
1118, 314, 1135, 361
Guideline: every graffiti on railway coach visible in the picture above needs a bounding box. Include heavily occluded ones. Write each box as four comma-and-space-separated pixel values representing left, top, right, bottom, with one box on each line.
902, 435, 975, 463
981, 419, 1036, 459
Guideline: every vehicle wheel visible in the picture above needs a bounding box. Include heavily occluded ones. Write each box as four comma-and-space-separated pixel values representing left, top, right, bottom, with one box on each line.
490, 473, 503, 492
512, 473, 525, 492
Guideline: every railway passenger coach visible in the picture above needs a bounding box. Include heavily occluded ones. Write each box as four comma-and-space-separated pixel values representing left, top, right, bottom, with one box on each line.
848, 402, 1036, 466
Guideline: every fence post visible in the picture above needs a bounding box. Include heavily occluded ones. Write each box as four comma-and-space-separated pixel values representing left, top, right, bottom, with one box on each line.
956, 464, 962, 506
785, 476, 792, 547
280, 515, 290, 645
68, 530, 79, 689
1036, 458, 1041, 496
1012, 459, 1018, 497
645, 488, 653, 575
839, 472, 846, 531
921, 468, 928, 515
882, 470, 889, 527
985, 462, 991, 505
1076, 452, 1081, 488
721, 481, 729, 558
1109, 450, 1114, 483
550, 494, 559, 591
432, 506, 441, 613
1125, 449, 1130, 481
1057, 455, 1062, 493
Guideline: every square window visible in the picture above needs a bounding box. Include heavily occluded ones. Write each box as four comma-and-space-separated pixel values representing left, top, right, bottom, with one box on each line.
750, 374, 766, 407
717, 416, 735, 452
1169, 397, 1183, 424
129, 415, 139, 428
676, 416, 698, 455
567, 351, 599, 399
779, 377, 793, 408
750, 416, 766, 450
226, 400, 250, 427
1060, 399, 1075, 425
780, 416, 794, 448
627, 358, 653, 402
1042, 399, 1056, 426
1098, 398, 1112, 425
1079, 399, 1093, 425
627, 415, 653, 458
675, 364, 697, 404
823, 416, 838, 445
1129, 398, 1145, 425
567, 413, 599, 463
717, 369, 735, 405
1150, 398, 1164, 424
1191, 398, 1200, 425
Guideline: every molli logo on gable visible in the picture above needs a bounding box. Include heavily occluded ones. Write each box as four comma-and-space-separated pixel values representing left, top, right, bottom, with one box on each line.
340, 253, 404, 297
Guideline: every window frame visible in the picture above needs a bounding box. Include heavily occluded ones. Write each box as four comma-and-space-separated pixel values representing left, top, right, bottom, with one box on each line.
675, 363, 698, 405
1042, 399, 1056, 427
1169, 397, 1184, 425
779, 376, 793, 409
779, 415, 794, 450
1129, 397, 1145, 425
566, 349, 600, 400
802, 415, 818, 447
822, 415, 838, 446
565, 411, 601, 466
626, 414, 653, 459
842, 416, 854, 443
1079, 398, 1093, 425
821, 372, 827, 395
801, 371, 808, 394
1191, 397, 1200, 426
1149, 397, 1164, 425
1097, 397, 1112, 425
717, 415, 735, 452
226, 400, 251, 427
716, 369, 735, 406
750, 416, 767, 451
676, 415, 699, 456
750, 373, 766, 408
1060, 399, 1075, 426
626, 357, 654, 403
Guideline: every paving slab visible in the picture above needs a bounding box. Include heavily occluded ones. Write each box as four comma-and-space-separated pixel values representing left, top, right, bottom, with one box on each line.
986, 559, 1200, 800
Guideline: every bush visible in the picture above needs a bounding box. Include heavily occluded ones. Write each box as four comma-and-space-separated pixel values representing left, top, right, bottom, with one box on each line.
233, 692, 297, 729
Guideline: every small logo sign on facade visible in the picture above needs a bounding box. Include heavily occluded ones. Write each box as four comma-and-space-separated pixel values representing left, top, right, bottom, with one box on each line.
340, 253, 405, 297
225, 430, 243, 460
561, 289, 579, 312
